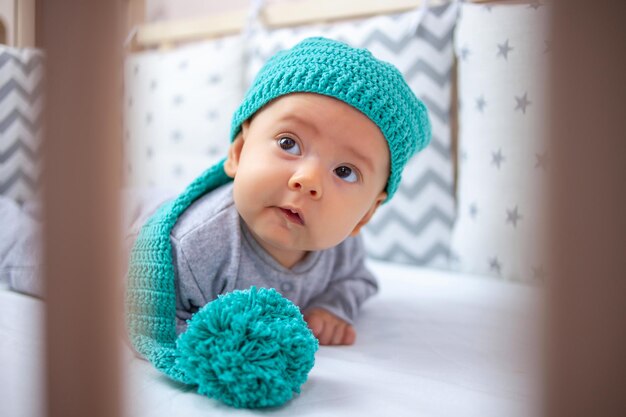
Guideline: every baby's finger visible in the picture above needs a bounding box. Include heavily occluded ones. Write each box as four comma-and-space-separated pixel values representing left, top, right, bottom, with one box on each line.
331, 323, 346, 345
318, 321, 337, 345
342, 325, 356, 345
305, 314, 324, 337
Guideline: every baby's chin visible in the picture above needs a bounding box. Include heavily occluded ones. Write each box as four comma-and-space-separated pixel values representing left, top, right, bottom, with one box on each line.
251, 226, 345, 252
240, 211, 354, 253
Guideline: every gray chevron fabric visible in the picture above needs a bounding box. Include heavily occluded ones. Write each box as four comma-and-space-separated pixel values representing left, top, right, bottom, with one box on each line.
0, 46, 44, 205
246, 3, 458, 268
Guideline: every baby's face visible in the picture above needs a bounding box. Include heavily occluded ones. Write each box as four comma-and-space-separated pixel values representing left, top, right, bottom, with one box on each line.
225, 93, 389, 268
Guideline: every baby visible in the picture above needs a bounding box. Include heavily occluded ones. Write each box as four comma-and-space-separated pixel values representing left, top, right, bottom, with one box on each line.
0, 37, 431, 351
125, 37, 431, 353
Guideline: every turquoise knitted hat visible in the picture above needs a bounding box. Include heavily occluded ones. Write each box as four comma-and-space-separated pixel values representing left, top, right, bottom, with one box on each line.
231, 36, 431, 201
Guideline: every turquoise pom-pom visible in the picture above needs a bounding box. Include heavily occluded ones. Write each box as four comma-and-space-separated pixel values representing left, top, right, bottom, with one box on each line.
175, 286, 319, 408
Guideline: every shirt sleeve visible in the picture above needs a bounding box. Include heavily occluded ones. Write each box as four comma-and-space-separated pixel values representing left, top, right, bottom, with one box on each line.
303, 235, 378, 325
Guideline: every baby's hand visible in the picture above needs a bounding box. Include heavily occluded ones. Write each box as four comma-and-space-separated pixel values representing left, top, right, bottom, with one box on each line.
303, 307, 356, 346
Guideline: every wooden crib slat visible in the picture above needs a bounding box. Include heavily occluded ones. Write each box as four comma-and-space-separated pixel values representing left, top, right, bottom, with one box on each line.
547, 1, 626, 417
41, 2, 124, 417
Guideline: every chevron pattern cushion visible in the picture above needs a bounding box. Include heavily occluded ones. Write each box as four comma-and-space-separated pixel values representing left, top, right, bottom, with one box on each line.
246, 3, 458, 268
123, 36, 245, 189
0, 46, 44, 205
450, 3, 549, 282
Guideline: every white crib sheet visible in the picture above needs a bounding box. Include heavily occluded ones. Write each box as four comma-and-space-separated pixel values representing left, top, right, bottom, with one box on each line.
0, 260, 542, 417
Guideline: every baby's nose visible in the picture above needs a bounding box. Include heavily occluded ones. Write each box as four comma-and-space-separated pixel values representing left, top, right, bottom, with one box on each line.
288, 162, 323, 199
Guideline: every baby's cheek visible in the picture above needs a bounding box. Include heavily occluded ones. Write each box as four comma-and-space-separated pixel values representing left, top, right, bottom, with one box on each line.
309, 219, 353, 250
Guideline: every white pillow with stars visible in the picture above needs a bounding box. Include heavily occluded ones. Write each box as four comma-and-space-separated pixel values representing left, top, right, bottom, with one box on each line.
450, 2, 550, 283
123, 36, 245, 190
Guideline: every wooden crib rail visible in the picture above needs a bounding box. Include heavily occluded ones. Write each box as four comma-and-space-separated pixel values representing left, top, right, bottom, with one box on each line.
125, 0, 540, 51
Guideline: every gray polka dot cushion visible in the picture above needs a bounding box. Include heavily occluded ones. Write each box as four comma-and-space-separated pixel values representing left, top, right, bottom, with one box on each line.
450, 3, 550, 283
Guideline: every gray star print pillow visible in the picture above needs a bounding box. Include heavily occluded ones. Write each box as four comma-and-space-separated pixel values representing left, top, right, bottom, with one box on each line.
450, 2, 550, 283
123, 36, 245, 189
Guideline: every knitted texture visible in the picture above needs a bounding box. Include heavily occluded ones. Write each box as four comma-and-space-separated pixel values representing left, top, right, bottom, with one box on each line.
230, 36, 432, 201
126, 159, 231, 383
176, 287, 318, 408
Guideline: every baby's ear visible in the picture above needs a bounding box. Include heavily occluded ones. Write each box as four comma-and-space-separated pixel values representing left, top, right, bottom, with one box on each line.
349, 191, 387, 237
224, 121, 250, 178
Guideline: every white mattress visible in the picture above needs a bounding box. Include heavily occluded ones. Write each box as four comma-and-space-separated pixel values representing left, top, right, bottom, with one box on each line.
0, 260, 542, 417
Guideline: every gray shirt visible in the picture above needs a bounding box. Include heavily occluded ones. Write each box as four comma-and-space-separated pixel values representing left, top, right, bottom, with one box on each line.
166, 183, 378, 333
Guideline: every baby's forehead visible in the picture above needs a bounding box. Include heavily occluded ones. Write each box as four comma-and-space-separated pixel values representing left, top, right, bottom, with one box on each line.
254, 93, 391, 179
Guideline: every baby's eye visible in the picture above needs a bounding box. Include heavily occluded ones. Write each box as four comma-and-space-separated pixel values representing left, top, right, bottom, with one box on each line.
277, 137, 301, 155
334, 165, 358, 183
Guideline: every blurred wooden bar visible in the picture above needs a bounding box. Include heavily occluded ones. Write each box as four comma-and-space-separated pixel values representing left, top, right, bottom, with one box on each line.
40, 1, 124, 417
15, 0, 36, 47
133, 0, 448, 49
547, 1, 626, 417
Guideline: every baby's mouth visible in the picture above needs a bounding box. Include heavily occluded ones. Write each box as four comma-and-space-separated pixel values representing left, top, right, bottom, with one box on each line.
278, 207, 305, 226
